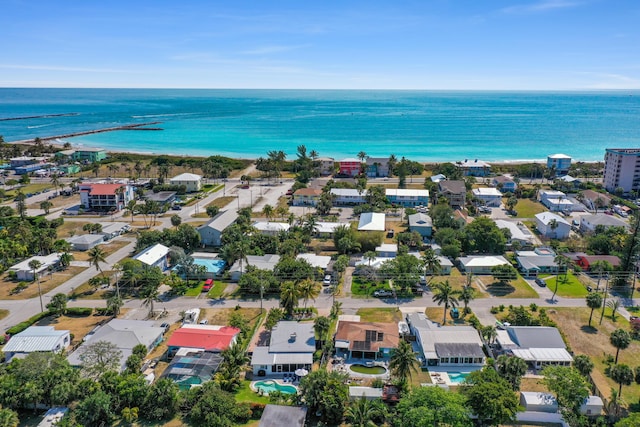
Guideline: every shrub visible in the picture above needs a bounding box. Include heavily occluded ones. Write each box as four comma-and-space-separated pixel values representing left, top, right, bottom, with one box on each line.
249, 403, 266, 420
529, 303, 538, 312
490, 306, 499, 314
66, 307, 93, 316
6, 310, 52, 335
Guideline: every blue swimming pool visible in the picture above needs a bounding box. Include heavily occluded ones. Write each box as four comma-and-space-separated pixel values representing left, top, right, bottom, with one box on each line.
447, 372, 471, 384
193, 258, 225, 274
253, 380, 298, 395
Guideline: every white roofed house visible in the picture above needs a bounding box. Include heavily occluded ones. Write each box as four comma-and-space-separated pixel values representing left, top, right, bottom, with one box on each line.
496, 326, 572, 370
169, 173, 202, 193
535, 212, 571, 239
296, 253, 331, 271
580, 213, 629, 233
357, 212, 386, 231
494, 219, 535, 247
250, 321, 315, 376
314, 221, 350, 237
98, 221, 130, 240
9, 253, 61, 281
2, 326, 70, 362
472, 187, 503, 207
330, 188, 367, 205
457, 255, 509, 275
538, 190, 581, 212
385, 188, 429, 207
252, 221, 290, 236
66, 233, 105, 251
547, 153, 572, 176
457, 159, 491, 177
133, 243, 170, 270
516, 248, 560, 278
229, 254, 281, 281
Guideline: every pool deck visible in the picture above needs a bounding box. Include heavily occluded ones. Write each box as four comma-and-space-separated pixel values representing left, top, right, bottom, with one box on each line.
428, 368, 482, 386
250, 379, 299, 396
332, 357, 391, 380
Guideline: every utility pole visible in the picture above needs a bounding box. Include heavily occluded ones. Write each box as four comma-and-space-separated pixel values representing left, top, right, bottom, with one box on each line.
600, 274, 609, 325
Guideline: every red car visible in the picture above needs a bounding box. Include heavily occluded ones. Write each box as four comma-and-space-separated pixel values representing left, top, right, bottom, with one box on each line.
202, 279, 213, 292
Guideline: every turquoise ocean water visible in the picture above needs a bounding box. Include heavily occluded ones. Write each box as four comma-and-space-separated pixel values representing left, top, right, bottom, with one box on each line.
1, 88, 639, 161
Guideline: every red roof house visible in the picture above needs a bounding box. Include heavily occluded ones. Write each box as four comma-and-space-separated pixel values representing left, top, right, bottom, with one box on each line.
167, 325, 241, 357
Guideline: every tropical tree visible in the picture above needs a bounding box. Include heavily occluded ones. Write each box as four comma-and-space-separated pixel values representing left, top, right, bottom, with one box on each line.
586, 292, 603, 327
610, 364, 634, 397
28, 259, 45, 312
389, 339, 419, 387
314, 316, 331, 350
140, 284, 159, 317
298, 279, 320, 311
87, 246, 107, 277
39, 200, 53, 215
363, 251, 377, 267
345, 396, 383, 427
573, 354, 594, 378
170, 214, 181, 229
496, 355, 527, 390
610, 329, 631, 364
106, 295, 123, 316
125, 200, 137, 223
0, 407, 19, 427
262, 204, 274, 222
421, 248, 441, 282
462, 367, 519, 426
280, 281, 299, 318
458, 283, 475, 315
431, 280, 459, 324
607, 299, 621, 322
79, 340, 123, 380
46, 293, 68, 317
14, 191, 26, 219
206, 205, 220, 218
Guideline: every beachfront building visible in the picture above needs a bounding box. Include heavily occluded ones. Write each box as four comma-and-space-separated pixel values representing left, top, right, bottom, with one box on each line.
292, 188, 322, 206
366, 157, 390, 178
59, 164, 81, 175
169, 173, 202, 193
494, 220, 535, 247
74, 148, 108, 163
315, 157, 335, 176
406, 312, 485, 368
133, 243, 170, 270
472, 187, 503, 207
357, 212, 386, 231
79, 182, 134, 212
166, 324, 241, 358
2, 326, 70, 362
9, 254, 60, 281
603, 148, 640, 194
338, 158, 362, 177
547, 153, 572, 176
492, 175, 517, 192
198, 209, 237, 247
68, 319, 165, 372
458, 255, 509, 275
385, 188, 429, 207
408, 213, 433, 239
229, 254, 281, 281
438, 180, 466, 208
252, 221, 291, 236
496, 326, 573, 369
579, 213, 629, 233
251, 321, 315, 376
457, 159, 491, 177
10, 156, 48, 168
334, 320, 399, 360
66, 234, 105, 251
535, 212, 571, 239
330, 188, 367, 205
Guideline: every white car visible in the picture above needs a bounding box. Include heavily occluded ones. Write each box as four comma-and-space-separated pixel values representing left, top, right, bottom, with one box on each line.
323, 275, 332, 286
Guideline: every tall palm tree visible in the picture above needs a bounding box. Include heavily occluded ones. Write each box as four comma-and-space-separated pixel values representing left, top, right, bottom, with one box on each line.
459, 284, 475, 315
363, 251, 377, 267
280, 281, 299, 318
50, 172, 61, 195
314, 316, 331, 349
586, 292, 603, 327
262, 204, 274, 222
389, 339, 419, 386
345, 396, 382, 427
87, 246, 107, 278
357, 151, 367, 163
431, 280, 459, 324
610, 364, 634, 397
610, 329, 631, 364
298, 279, 320, 311
421, 248, 441, 283
28, 259, 44, 312
141, 284, 159, 317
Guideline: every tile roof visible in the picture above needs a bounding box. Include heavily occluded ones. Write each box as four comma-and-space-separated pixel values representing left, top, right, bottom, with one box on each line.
85, 183, 125, 196
335, 321, 399, 352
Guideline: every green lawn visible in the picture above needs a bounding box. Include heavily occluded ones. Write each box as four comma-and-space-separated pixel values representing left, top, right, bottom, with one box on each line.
184, 281, 204, 296
356, 307, 403, 323
350, 276, 391, 297
206, 280, 227, 298
482, 274, 539, 298
540, 272, 589, 297
512, 198, 546, 218
235, 380, 270, 404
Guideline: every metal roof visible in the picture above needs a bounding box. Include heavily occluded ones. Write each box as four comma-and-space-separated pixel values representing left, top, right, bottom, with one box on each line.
358, 212, 386, 231
259, 405, 307, 427
507, 326, 566, 349
170, 173, 202, 181
3, 326, 69, 353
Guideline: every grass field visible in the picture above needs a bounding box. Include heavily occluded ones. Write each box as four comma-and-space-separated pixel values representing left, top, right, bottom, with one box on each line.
207, 280, 227, 298
481, 275, 539, 298
235, 380, 270, 404
356, 307, 403, 323
72, 239, 131, 261
512, 198, 547, 218
54, 220, 94, 237
350, 276, 391, 297
0, 266, 87, 300
200, 307, 263, 330
540, 272, 589, 297
28, 194, 80, 210
430, 268, 487, 299
184, 281, 204, 296
0, 309, 8, 321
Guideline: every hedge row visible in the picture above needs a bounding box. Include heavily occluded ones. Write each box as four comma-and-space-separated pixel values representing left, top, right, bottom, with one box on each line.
6, 310, 52, 335
65, 307, 93, 316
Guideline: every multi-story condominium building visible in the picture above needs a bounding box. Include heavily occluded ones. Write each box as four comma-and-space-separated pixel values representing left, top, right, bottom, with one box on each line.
366, 157, 390, 177
457, 159, 491, 177
385, 188, 429, 207
330, 188, 367, 205
603, 148, 640, 194
547, 153, 572, 176
79, 182, 134, 211
315, 157, 335, 175
438, 180, 466, 208
338, 158, 362, 177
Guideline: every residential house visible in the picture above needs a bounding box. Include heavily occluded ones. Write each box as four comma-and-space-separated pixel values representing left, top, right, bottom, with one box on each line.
430, 174, 446, 183
494, 220, 534, 247
166, 324, 241, 358
144, 191, 177, 207
349, 387, 384, 400
330, 188, 367, 205
314, 221, 350, 237
292, 188, 322, 206
564, 252, 621, 271
438, 180, 466, 208
556, 175, 581, 189
98, 221, 130, 240
516, 248, 560, 278
385, 188, 429, 207
334, 320, 399, 360
250, 321, 315, 376
66, 234, 105, 251
457, 159, 491, 177
492, 175, 517, 192
580, 213, 629, 233
133, 243, 170, 270
9, 254, 60, 281
229, 254, 281, 281
547, 153, 572, 176
357, 212, 386, 231
436, 256, 454, 275
338, 158, 362, 177
538, 190, 578, 212
408, 212, 433, 239
72, 148, 108, 163
296, 253, 331, 271
68, 319, 165, 372
315, 157, 335, 176
580, 190, 612, 212
375, 243, 398, 258
169, 173, 202, 193
79, 182, 134, 212
2, 326, 70, 362
472, 187, 503, 207
458, 255, 509, 275
198, 209, 237, 247
520, 392, 559, 414
162, 349, 223, 390
252, 221, 290, 236
406, 312, 485, 367
259, 405, 307, 427
535, 212, 571, 239
603, 148, 640, 194
366, 157, 390, 177
496, 326, 573, 369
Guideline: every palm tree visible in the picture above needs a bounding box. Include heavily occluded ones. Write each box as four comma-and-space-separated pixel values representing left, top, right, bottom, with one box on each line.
298, 279, 320, 311
280, 281, 299, 318
357, 151, 367, 163
47, 293, 68, 317
107, 295, 123, 316
125, 200, 137, 223
481, 325, 497, 345
363, 251, 377, 267
141, 285, 159, 317
549, 219, 559, 238
610, 364, 634, 397
573, 355, 594, 378
389, 339, 419, 386
28, 259, 44, 312
496, 355, 527, 390
607, 299, 621, 322
431, 280, 459, 324
39, 200, 53, 215
586, 292, 603, 327
50, 172, 61, 194
610, 329, 631, 364
87, 246, 107, 278
421, 248, 440, 283
345, 396, 382, 427
314, 316, 330, 350
262, 204, 274, 222
459, 284, 475, 315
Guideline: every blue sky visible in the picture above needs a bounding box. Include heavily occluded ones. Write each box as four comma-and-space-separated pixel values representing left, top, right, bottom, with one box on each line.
1, 0, 639, 89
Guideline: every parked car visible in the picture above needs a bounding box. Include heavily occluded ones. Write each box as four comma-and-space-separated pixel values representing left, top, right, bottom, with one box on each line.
322, 275, 332, 286
534, 278, 546, 287
373, 289, 393, 298
160, 323, 170, 333
202, 279, 213, 292
171, 205, 182, 210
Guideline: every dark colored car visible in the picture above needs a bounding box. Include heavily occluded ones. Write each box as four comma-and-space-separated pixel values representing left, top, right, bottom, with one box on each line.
171, 205, 182, 210
534, 278, 546, 287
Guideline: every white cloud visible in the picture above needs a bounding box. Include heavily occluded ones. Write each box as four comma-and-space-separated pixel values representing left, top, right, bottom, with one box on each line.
0, 64, 135, 73
501, 0, 582, 14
